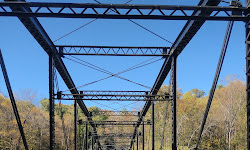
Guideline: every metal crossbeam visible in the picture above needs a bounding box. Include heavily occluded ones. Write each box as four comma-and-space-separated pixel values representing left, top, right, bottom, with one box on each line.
91, 110, 139, 116
94, 133, 135, 137
100, 141, 130, 143
0, 2, 246, 21
101, 145, 130, 148
102, 144, 130, 145
83, 121, 151, 126
99, 137, 133, 140
102, 145, 130, 146
55, 91, 169, 101
95, 135, 134, 138
57, 45, 170, 56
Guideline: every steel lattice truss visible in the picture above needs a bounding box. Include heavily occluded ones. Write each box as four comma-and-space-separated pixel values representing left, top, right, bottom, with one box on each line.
1, 0, 250, 150
0, 2, 246, 21
99, 137, 134, 149
94, 133, 136, 137
55, 90, 169, 101
57, 45, 170, 56
101, 145, 130, 148
83, 121, 151, 126
92, 110, 139, 116
98, 137, 133, 140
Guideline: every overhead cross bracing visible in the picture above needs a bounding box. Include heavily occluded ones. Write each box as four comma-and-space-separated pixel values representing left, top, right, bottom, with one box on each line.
0, 0, 249, 150
56, 45, 170, 56
81, 121, 151, 126
91, 110, 140, 116
55, 90, 169, 101
0, 2, 246, 21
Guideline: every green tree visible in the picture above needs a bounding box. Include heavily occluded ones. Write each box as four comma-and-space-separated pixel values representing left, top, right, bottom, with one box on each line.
190, 88, 205, 98
89, 106, 108, 121
40, 98, 49, 111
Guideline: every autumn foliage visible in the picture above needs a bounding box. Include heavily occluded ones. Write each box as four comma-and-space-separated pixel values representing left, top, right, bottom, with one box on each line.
0, 75, 247, 150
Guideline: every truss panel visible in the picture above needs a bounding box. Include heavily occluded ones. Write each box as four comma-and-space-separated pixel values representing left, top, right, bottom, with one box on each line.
0, 2, 245, 21
55, 91, 169, 101
57, 45, 170, 56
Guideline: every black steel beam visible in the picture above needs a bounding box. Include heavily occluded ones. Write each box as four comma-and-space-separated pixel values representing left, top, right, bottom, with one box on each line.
4, 0, 101, 149
93, 110, 139, 116
94, 133, 135, 137
82, 121, 151, 126
55, 91, 170, 101
142, 118, 145, 150
101, 141, 130, 144
171, 55, 177, 150
137, 129, 139, 150
247, 1, 250, 149
89, 120, 144, 124
60, 90, 151, 94
74, 100, 77, 150
152, 102, 155, 150
129, 0, 221, 149
99, 136, 134, 139
102, 141, 129, 145
79, 122, 82, 149
0, 2, 246, 21
101, 145, 130, 147
0, 50, 29, 150
57, 45, 169, 57
55, 91, 169, 101
49, 53, 55, 149
195, 20, 233, 149
96, 135, 134, 138
92, 129, 94, 150
85, 122, 88, 150
55, 95, 170, 101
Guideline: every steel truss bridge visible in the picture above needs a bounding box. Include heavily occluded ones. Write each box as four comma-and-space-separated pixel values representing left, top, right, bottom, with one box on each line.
0, 0, 250, 150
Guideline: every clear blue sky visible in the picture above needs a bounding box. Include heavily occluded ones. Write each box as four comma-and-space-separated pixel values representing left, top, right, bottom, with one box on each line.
0, 0, 246, 110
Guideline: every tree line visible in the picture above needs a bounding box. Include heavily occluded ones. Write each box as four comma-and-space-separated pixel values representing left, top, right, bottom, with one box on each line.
0, 75, 247, 150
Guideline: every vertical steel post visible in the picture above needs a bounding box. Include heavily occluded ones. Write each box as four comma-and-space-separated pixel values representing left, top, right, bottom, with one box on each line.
137, 129, 139, 150
0, 50, 29, 150
49, 52, 55, 150
91, 129, 94, 150
85, 122, 88, 150
74, 100, 78, 150
79, 123, 82, 150
246, 1, 250, 149
82, 125, 85, 150
152, 101, 155, 150
142, 118, 145, 150
171, 54, 177, 150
